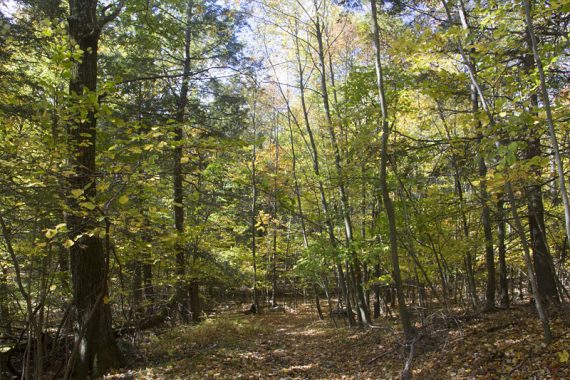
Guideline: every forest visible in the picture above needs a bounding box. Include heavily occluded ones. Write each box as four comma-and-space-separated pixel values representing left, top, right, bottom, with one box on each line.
0, 0, 569, 378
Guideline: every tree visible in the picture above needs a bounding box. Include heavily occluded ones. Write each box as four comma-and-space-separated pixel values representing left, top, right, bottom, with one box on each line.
64, 0, 124, 377
370, 0, 414, 339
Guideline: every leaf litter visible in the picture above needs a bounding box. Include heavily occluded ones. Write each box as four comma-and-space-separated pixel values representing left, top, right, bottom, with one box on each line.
105, 304, 570, 379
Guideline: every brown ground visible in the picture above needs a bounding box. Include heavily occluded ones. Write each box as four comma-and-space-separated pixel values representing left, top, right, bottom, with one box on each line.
107, 304, 570, 379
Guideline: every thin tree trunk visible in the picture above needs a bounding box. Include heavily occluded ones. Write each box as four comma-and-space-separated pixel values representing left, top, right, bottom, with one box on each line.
370, 0, 414, 339
293, 23, 354, 326
455, 1, 496, 311
133, 261, 143, 316
497, 198, 509, 308
478, 117, 496, 311
250, 89, 259, 314
505, 184, 553, 342
142, 257, 154, 313
270, 125, 279, 307
172, 0, 194, 323
440, 0, 552, 342
440, 109, 479, 307
0, 267, 10, 336
313, 3, 370, 326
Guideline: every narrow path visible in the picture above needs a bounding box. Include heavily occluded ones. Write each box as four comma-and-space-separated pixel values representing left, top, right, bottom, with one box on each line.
123, 309, 398, 379
110, 305, 570, 379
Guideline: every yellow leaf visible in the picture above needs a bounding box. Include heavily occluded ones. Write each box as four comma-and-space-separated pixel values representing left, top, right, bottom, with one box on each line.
180, 156, 190, 164
80, 202, 96, 210
558, 350, 569, 363
103, 295, 110, 304
98, 182, 110, 192
71, 189, 83, 198
63, 239, 74, 248
118, 195, 129, 204
45, 229, 57, 239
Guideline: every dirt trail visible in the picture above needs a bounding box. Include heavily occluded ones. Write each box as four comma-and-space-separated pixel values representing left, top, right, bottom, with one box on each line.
109, 305, 570, 380
118, 309, 395, 379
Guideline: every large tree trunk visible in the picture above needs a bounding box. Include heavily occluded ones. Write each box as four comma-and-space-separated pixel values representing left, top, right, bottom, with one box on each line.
526, 183, 559, 303
525, 141, 559, 304
523, 0, 570, 252
65, 1, 124, 377
523, 50, 560, 305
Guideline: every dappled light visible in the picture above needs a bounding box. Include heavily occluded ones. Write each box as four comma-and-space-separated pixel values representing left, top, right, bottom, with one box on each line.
0, 0, 569, 379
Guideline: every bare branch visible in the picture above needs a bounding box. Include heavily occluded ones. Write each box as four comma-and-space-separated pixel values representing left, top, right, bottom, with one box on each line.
99, 0, 125, 28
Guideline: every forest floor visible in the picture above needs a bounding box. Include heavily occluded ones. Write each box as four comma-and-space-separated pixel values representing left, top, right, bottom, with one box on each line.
108, 303, 570, 379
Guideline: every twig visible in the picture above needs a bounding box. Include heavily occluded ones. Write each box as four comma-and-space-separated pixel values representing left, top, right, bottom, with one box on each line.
508, 352, 531, 376
367, 346, 398, 364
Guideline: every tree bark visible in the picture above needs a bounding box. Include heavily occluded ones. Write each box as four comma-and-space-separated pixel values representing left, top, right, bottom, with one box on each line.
65, 1, 124, 377
523, 43, 560, 305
